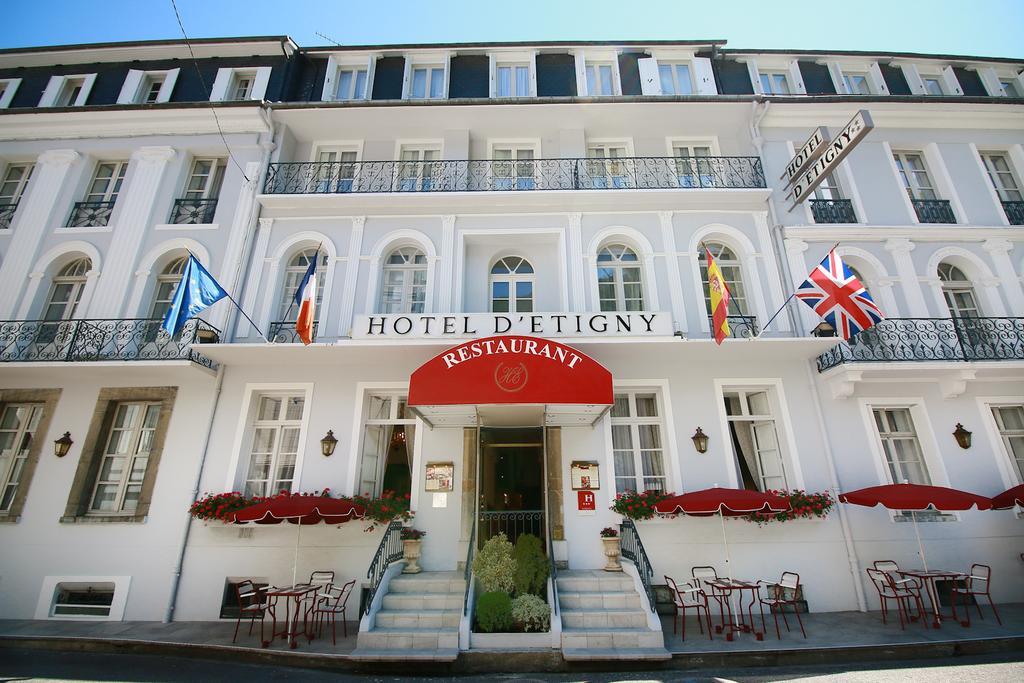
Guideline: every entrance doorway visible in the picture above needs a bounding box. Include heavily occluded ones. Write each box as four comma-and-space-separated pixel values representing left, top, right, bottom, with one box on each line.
478, 426, 545, 548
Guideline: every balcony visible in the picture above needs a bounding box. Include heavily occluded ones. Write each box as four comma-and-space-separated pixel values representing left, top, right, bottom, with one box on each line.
809, 198, 857, 224
0, 202, 18, 230
911, 199, 956, 224
0, 318, 218, 368
268, 320, 318, 344
1002, 201, 1024, 225
263, 157, 766, 195
170, 198, 218, 224
66, 200, 116, 228
816, 317, 1024, 372
707, 315, 760, 339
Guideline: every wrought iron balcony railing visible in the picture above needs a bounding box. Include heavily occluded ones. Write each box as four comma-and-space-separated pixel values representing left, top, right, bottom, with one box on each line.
707, 314, 759, 339
1002, 200, 1024, 225
816, 317, 1024, 372
911, 199, 956, 224
66, 200, 117, 228
0, 318, 218, 368
268, 320, 319, 344
0, 202, 18, 230
809, 198, 857, 223
263, 156, 766, 194
170, 197, 218, 224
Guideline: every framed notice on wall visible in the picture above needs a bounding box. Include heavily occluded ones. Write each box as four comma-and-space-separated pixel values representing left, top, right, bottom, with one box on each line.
570, 461, 600, 491
425, 462, 454, 492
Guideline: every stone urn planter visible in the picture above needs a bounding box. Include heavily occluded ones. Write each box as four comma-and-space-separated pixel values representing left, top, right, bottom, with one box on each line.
401, 528, 425, 574
600, 529, 622, 572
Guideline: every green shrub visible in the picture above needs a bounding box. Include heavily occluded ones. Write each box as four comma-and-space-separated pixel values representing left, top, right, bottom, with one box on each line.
512, 533, 549, 597
511, 593, 550, 633
473, 533, 515, 593
476, 591, 513, 633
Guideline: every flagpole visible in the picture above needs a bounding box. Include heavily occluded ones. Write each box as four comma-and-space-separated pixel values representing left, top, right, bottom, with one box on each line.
755, 241, 842, 338
186, 250, 270, 342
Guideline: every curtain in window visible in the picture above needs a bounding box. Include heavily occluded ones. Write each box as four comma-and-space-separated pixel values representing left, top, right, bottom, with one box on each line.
515, 66, 529, 97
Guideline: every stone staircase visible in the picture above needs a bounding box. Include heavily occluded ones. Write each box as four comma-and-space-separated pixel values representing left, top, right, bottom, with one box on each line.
557, 569, 670, 661
350, 571, 463, 662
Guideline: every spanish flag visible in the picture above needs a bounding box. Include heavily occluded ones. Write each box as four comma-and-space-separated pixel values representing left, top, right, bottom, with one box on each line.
705, 247, 731, 345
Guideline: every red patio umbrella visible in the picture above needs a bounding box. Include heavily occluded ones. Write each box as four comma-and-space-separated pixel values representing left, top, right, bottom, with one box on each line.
990, 484, 1024, 510
229, 495, 365, 586
838, 483, 991, 571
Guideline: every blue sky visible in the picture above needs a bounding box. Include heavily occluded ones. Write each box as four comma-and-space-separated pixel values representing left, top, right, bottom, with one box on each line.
5, 0, 1023, 58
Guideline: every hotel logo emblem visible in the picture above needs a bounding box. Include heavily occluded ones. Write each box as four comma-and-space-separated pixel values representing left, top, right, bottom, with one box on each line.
494, 362, 528, 392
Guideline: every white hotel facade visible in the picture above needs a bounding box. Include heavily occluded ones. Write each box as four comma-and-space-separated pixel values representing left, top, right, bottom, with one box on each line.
0, 36, 1021, 656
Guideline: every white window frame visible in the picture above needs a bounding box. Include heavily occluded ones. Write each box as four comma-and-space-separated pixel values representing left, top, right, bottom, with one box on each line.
976, 397, 1024, 488
843, 71, 872, 95
979, 151, 1023, 202
595, 242, 645, 312
990, 404, 1024, 486
699, 241, 750, 317
310, 144, 362, 193
489, 50, 537, 98
36, 575, 131, 621
224, 383, 314, 494
608, 389, 669, 495
354, 392, 417, 498
719, 387, 789, 492
407, 64, 447, 100
858, 398, 950, 493
87, 401, 162, 515
84, 161, 128, 203
378, 245, 428, 314
42, 258, 91, 321
487, 139, 540, 190
494, 62, 532, 98
209, 66, 272, 102
891, 150, 938, 200
322, 55, 376, 102
395, 142, 443, 192
402, 54, 449, 100
0, 78, 22, 108
657, 60, 695, 95
586, 139, 634, 189
489, 255, 535, 313
335, 64, 370, 101
0, 402, 43, 512
584, 60, 620, 96
0, 162, 34, 206
117, 68, 180, 104
277, 248, 328, 322
149, 256, 188, 320
39, 74, 96, 107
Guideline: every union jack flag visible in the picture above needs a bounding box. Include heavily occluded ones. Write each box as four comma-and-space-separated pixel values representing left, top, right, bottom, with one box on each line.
796, 250, 884, 340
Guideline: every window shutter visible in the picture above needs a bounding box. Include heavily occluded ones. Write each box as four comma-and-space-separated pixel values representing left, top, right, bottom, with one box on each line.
637, 57, 661, 95
250, 67, 272, 100
117, 69, 144, 104
529, 51, 538, 97
693, 57, 717, 95
787, 60, 806, 94
401, 59, 412, 99
157, 68, 179, 102
75, 74, 96, 106
826, 62, 846, 94
574, 51, 588, 96
868, 62, 890, 95
322, 55, 338, 101
0, 78, 21, 108
941, 65, 963, 96
975, 67, 1004, 96
488, 54, 497, 98
900, 64, 926, 95
746, 61, 763, 94
39, 75, 63, 107
209, 68, 231, 101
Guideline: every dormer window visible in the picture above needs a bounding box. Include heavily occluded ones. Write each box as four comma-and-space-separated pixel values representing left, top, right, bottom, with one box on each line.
232, 72, 255, 100
410, 65, 445, 99
210, 67, 271, 102
336, 67, 368, 100
1000, 79, 1021, 98
140, 75, 164, 103
658, 62, 693, 95
585, 61, 617, 95
496, 63, 530, 97
56, 78, 86, 106
922, 75, 945, 95
843, 72, 870, 95
760, 72, 790, 94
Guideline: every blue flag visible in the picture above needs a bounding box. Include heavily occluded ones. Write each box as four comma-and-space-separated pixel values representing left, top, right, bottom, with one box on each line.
161, 255, 228, 336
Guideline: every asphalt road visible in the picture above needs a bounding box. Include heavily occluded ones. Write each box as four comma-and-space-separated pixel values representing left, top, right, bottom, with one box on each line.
0, 648, 1022, 682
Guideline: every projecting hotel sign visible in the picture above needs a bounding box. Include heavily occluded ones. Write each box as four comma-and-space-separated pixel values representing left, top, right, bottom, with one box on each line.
353, 312, 673, 339
784, 109, 873, 207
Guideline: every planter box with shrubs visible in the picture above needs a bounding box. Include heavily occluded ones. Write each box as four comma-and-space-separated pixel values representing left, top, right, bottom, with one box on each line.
470, 532, 552, 640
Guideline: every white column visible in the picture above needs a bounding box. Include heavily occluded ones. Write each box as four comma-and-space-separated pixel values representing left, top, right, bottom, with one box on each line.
87, 146, 177, 318
754, 211, 790, 332
213, 160, 263, 331
784, 238, 816, 333
658, 211, 686, 333
337, 216, 365, 337
566, 213, 586, 312
978, 277, 1008, 317
236, 217, 274, 339
0, 149, 80, 318
983, 239, 1024, 314
436, 215, 456, 312
884, 238, 930, 317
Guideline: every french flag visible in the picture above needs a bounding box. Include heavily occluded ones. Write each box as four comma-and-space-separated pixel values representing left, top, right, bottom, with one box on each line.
294, 253, 317, 345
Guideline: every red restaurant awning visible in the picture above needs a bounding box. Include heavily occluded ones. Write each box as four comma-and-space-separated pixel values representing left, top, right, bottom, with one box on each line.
408, 335, 613, 427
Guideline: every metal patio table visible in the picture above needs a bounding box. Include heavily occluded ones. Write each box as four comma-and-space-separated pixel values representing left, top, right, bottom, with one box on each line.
264, 583, 319, 648
898, 569, 966, 628
704, 577, 764, 641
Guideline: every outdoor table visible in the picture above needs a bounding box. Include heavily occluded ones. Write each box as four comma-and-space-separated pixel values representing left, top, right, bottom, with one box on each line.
264, 584, 319, 648
898, 569, 965, 628
704, 578, 763, 641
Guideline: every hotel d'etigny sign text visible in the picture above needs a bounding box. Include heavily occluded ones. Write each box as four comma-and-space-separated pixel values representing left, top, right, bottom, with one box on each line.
352, 312, 673, 339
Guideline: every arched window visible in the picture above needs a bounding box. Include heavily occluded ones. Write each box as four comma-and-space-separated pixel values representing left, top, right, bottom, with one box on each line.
938, 262, 981, 318
380, 247, 426, 313
149, 256, 188, 320
699, 242, 748, 317
490, 256, 534, 313
43, 258, 91, 321
596, 244, 643, 312
278, 249, 327, 322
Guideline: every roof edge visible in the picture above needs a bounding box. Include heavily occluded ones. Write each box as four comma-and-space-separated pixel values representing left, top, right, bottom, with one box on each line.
0, 35, 295, 56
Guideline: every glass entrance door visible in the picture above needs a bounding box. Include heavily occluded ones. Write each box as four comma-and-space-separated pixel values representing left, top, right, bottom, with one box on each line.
478, 426, 545, 548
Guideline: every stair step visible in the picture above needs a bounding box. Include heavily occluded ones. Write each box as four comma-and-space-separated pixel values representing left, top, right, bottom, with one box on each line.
382, 593, 463, 611
556, 573, 635, 593
558, 591, 642, 609
560, 608, 649, 629
350, 648, 459, 662
562, 647, 672, 662
374, 609, 462, 629
357, 627, 459, 650
560, 627, 664, 650
388, 572, 466, 594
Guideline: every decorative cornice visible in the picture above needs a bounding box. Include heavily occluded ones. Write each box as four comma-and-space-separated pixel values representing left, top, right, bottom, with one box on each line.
784, 238, 808, 253
884, 238, 915, 253
131, 146, 177, 164
982, 238, 1013, 254
36, 149, 79, 166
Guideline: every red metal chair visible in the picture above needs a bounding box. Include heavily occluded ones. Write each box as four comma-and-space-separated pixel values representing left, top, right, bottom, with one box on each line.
866, 568, 926, 630
757, 571, 806, 639
691, 565, 728, 629
312, 579, 355, 645
232, 579, 275, 644
665, 575, 712, 641
952, 564, 1002, 626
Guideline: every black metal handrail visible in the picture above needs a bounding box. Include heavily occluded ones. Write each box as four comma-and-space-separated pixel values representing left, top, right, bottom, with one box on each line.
1002, 200, 1024, 225
0, 202, 18, 230
809, 198, 857, 223
66, 200, 117, 227
462, 519, 476, 616
707, 314, 759, 339
911, 198, 956, 224
816, 317, 1024, 371
170, 197, 218, 224
264, 156, 766, 194
619, 519, 655, 613
269, 320, 320, 344
0, 318, 218, 368
364, 519, 404, 616
546, 504, 559, 617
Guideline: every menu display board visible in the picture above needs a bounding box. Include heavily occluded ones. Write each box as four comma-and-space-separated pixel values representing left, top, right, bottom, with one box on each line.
570, 461, 600, 490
